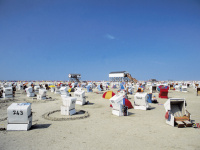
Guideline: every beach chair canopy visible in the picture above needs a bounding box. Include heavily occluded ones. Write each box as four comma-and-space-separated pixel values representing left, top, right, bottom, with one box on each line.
110, 98, 133, 109
159, 88, 168, 99
120, 83, 125, 90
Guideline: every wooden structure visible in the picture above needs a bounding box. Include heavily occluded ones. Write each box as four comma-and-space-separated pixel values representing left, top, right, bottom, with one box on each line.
68, 74, 81, 82
127, 73, 138, 83
109, 71, 137, 83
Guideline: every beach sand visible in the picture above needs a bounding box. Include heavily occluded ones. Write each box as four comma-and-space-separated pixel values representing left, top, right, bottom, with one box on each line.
0, 86, 200, 150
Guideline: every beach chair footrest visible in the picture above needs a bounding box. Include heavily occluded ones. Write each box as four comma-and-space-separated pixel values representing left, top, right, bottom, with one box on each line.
175, 121, 185, 128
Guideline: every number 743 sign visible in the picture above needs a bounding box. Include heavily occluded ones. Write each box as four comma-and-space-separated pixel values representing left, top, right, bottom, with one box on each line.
13, 110, 23, 115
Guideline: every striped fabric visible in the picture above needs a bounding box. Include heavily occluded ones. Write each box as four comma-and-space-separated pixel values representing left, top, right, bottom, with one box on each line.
171, 105, 183, 117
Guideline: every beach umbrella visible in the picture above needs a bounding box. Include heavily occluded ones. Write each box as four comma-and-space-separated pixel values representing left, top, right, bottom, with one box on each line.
49, 85, 55, 87
102, 91, 115, 99
110, 98, 133, 109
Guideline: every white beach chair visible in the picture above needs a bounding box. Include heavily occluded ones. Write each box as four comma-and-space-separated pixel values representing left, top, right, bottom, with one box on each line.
109, 95, 128, 116
7, 103, 32, 131
74, 88, 86, 105
182, 86, 187, 92
164, 98, 192, 128
61, 97, 77, 116
60, 86, 69, 99
134, 93, 150, 110
26, 87, 35, 97
37, 89, 47, 100
3, 87, 13, 98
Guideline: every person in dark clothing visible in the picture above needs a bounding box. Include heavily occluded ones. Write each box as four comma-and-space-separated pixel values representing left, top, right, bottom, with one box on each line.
45, 84, 49, 90
100, 83, 103, 91
23, 84, 27, 90
0, 90, 2, 97
12, 85, 16, 97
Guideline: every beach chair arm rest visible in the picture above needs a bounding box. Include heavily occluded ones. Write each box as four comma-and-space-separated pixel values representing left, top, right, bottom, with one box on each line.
186, 110, 191, 119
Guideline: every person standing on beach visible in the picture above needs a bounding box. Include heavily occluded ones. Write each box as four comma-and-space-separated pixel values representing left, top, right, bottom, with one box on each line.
0, 90, 2, 97
100, 83, 103, 91
23, 84, 27, 90
12, 84, 16, 97
31, 83, 35, 92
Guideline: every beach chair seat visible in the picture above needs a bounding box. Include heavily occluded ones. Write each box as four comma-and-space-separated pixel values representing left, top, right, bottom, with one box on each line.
175, 116, 190, 121
152, 86, 157, 93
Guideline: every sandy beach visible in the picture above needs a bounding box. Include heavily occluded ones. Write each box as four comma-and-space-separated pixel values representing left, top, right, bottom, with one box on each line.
0, 85, 200, 150
1, 0, 200, 149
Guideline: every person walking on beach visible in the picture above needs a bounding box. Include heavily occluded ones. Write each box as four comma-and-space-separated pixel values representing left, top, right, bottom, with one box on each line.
31, 83, 35, 92
12, 84, 16, 97
100, 83, 103, 91
23, 84, 27, 90
0, 90, 2, 97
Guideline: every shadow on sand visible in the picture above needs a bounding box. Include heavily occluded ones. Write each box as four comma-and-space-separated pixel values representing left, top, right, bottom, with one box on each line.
85, 102, 94, 105
31, 124, 51, 130
128, 112, 135, 116
148, 107, 156, 110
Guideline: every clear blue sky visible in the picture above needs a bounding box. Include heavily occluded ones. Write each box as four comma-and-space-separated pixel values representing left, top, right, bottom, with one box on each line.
0, 0, 200, 81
